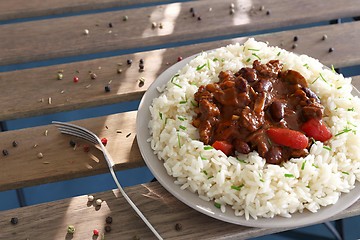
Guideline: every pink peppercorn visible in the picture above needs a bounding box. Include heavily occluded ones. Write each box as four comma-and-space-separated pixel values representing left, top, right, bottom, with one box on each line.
101, 138, 108, 146
177, 56, 183, 62
73, 76, 79, 83
93, 229, 99, 236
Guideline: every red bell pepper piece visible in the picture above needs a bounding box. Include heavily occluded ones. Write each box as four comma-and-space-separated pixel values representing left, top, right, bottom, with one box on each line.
301, 118, 332, 142
212, 141, 233, 155
267, 128, 308, 149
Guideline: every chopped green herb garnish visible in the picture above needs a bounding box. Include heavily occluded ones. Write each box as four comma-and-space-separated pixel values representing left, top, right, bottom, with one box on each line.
207, 59, 211, 70
252, 53, 261, 60
331, 64, 336, 73
177, 132, 181, 148
306, 185, 310, 188
221, 58, 225, 62
335, 127, 353, 137
303, 63, 309, 69
237, 158, 246, 163
337, 86, 342, 89
323, 146, 332, 151
203, 170, 208, 175
213, 58, 219, 62
179, 100, 187, 104
178, 116, 186, 121
246, 58, 251, 63
208, 176, 214, 179
347, 121, 357, 127
196, 63, 207, 71
342, 171, 349, 175
311, 76, 319, 84
200, 153, 207, 160
231, 184, 244, 191
277, 51, 281, 56
190, 100, 198, 107
179, 125, 186, 130
172, 82, 182, 88
312, 164, 319, 168
248, 48, 260, 51
260, 179, 265, 182
348, 107, 355, 111
301, 160, 306, 170
319, 73, 328, 83
204, 146, 213, 150
159, 112, 163, 120
170, 73, 180, 83
214, 202, 221, 208
284, 173, 295, 178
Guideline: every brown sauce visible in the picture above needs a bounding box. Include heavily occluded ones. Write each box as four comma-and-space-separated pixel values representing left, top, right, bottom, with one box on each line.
192, 60, 326, 164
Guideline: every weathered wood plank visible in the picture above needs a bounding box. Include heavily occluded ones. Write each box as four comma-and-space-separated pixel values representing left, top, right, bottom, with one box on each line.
1, 182, 359, 240
0, 111, 143, 191
0, 0, 175, 21
0, 0, 359, 65
1, 21, 359, 121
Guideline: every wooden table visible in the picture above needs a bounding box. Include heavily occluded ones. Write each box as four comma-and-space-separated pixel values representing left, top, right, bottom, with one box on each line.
1, 0, 360, 239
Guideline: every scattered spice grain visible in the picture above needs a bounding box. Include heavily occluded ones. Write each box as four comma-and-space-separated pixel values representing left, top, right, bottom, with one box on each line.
73, 76, 79, 83
69, 140, 76, 147
177, 56, 183, 62
37, 152, 44, 159
322, 34, 328, 40
126, 133, 132, 138
293, 35, 299, 41
57, 73, 63, 80
292, 44, 297, 49
12, 141, 18, 147
123, 15, 128, 21
106, 216, 113, 224
175, 223, 182, 231
84, 29, 89, 35
2, 149, 9, 156
88, 195, 95, 201
10, 217, 18, 225
67, 225, 76, 234
127, 59, 132, 65
329, 47, 334, 53
90, 72, 97, 79
105, 85, 111, 92
96, 199, 103, 206
109, 22, 113, 28
266, 10, 271, 15
101, 138, 108, 146
105, 225, 112, 232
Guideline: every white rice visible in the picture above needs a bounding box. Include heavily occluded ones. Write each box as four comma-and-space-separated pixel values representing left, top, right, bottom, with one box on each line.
149, 38, 360, 219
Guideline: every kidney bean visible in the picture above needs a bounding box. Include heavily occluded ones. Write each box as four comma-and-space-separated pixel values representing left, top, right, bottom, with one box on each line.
269, 100, 284, 121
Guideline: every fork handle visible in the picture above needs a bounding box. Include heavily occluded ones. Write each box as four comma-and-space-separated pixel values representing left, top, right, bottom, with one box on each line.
109, 167, 163, 240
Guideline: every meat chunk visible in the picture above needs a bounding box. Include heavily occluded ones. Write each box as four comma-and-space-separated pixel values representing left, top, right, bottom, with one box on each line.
239, 106, 264, 132
302, 103, 323, 120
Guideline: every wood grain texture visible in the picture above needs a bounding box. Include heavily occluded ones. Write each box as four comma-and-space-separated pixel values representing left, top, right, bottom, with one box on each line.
0, 0, 175, 21
1, 182, 359, 240
1, 21, 360, 121
0, 0, 359, 65
0, 111, 143, 191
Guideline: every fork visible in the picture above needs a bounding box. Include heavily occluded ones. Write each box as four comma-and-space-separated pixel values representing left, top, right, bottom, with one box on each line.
52, 121, 163, 240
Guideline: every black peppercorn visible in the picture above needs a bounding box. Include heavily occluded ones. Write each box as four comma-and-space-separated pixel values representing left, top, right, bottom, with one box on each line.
192, 12, 196, 17
292, 44, 297, 49
2, 149, 9, 156
105, 225, 112, 232
322, 34, 328, 40
69, 140, 76, 147
190, 7, 194, 13
329, 47, 334, 53
106, 216, 113, 224
10, 217, 18, 225
293, 36, 298, 41
139, 59, 144, 64
175, 223, 182, 231
12, 141, 18, 147
105, 85, 111, 92
197, 16, 202, 21
127, 59, 132, 65
109, 22, 113, 28
266, 10, 270, 15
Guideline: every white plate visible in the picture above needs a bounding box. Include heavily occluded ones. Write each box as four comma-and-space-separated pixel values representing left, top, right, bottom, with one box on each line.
136, 53, 360, 228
